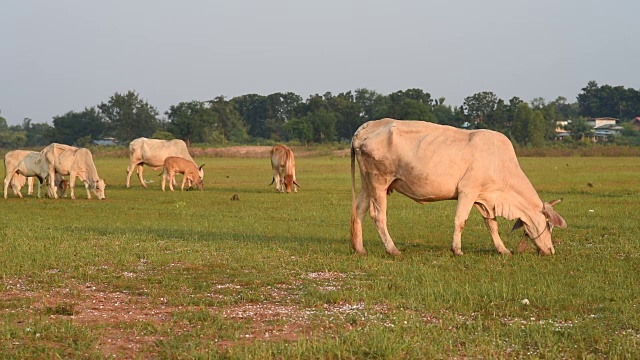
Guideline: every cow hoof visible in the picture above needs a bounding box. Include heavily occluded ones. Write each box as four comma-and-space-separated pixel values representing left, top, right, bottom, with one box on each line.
386, 248, 402, 256
353, 248, 367, 256
451, 247, 464, 256
498, 249, 513, 256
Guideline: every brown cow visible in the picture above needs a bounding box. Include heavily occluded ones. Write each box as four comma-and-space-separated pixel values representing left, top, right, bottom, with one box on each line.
161, 156, 204, 191
269, 145, 299, 193
351, 119, 566, 256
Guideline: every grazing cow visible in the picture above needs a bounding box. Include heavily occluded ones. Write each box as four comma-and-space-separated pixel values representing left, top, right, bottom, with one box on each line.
4, 150, 52, 198
269, 145, 299, 193
161, 156, 204, 191
126, 138, 204, 188
8, 173, 69, 198
350, 119, 567, 256
41, 143, 106, 200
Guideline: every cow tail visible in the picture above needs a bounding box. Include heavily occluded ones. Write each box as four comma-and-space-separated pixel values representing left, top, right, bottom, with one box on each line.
350, 140, 358, 241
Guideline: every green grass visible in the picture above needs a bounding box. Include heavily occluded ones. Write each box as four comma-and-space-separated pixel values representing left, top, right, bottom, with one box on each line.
1, 155, 639, 358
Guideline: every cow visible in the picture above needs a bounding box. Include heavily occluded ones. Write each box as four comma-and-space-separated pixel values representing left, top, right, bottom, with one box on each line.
350, 119, 567, 256
41, 143, 106, 200
126, 138, 204, 188
161, 156, 204, 191
269, 144, 299, 193
9, 173, 69, 198
4, 150, 52, 198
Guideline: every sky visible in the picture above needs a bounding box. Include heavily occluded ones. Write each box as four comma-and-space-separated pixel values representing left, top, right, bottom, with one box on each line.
1, 0, 639, 126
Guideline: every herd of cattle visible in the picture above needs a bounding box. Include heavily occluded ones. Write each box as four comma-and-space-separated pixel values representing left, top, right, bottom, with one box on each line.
3, 138, 299, 199
3, 119, 567, 255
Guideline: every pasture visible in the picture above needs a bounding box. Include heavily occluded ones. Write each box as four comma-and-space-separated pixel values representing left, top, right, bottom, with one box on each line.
1, 153, 639, 359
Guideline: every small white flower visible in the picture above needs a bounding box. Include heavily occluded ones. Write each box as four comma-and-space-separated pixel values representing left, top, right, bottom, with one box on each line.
521, 299, 530, 305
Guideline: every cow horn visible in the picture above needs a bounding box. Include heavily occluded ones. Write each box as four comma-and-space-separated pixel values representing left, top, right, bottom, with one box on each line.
548, 198, 563, 207
269, 177, 275, 186
293, 180, 300, 188
199, 164, 205, 170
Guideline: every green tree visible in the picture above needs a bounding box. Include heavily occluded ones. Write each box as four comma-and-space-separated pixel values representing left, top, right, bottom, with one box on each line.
566, 117, 593, 141
166, 100, 216, 144
209, 96, 249, 143
327, 91, 363, 140
21, 118, 54, 147
283, 117, 313, 143
98, 90, 159, 143
51, 107, 105, 145
511, 102, 544, 146
0, 116, 27, 149
233, 94, 269, 139
354, 88, 387, 121
386, 89, 435, 121
463, 91, 499, 128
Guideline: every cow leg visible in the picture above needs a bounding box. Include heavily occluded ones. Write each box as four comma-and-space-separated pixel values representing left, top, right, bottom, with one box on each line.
84, 179, 92, 200
452, 195, 476, 256
351, 189, 370, 255
126, 163, 135, 188
477, 211, 512, 255
68, 173, 78, 199
168, 173, 175, 191
273, 169, 282, 192
47, 168, 59, 199
370, 190, 401, 256
136, 164, 147, 188
28, 177, 34, 195
36, 178, 43, 198
3, 176, 11, 199
181, 176, 187, 191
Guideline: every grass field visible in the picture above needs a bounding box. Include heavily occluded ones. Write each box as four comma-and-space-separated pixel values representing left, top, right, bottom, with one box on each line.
1, 154, 639, 359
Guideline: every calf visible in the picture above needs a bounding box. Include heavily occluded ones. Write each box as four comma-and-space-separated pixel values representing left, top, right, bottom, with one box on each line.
161, 156, 204, 191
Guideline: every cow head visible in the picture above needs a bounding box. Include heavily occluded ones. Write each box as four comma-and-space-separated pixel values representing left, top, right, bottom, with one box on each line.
512, 198, 566, 255
283, 174, 300, 193
193, 176, 204, 191
57, 179, 70, 198
91, 179, 107, 200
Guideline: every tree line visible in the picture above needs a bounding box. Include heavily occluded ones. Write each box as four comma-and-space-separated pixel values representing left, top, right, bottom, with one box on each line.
1, 80, 639, 149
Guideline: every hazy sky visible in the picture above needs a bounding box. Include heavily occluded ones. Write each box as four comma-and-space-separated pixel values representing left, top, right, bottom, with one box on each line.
2, 0, 639, 125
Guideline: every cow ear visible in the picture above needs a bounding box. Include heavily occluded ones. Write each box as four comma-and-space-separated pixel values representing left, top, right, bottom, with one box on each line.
511, 219, 524, 233
545, 209, 567, 229
543, 201, 567, 229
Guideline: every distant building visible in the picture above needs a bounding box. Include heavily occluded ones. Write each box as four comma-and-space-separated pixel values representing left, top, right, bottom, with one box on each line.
587, 117, 618, 128
594, 123, 624, 141
92, 137, 118, 146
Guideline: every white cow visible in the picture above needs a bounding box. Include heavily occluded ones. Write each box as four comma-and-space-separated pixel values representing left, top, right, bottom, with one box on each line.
8, 173, 68, 198
41, 143, 106, 200
350, 119, 567, 256
4, 150, 51, 198
126, 137, 204, 188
